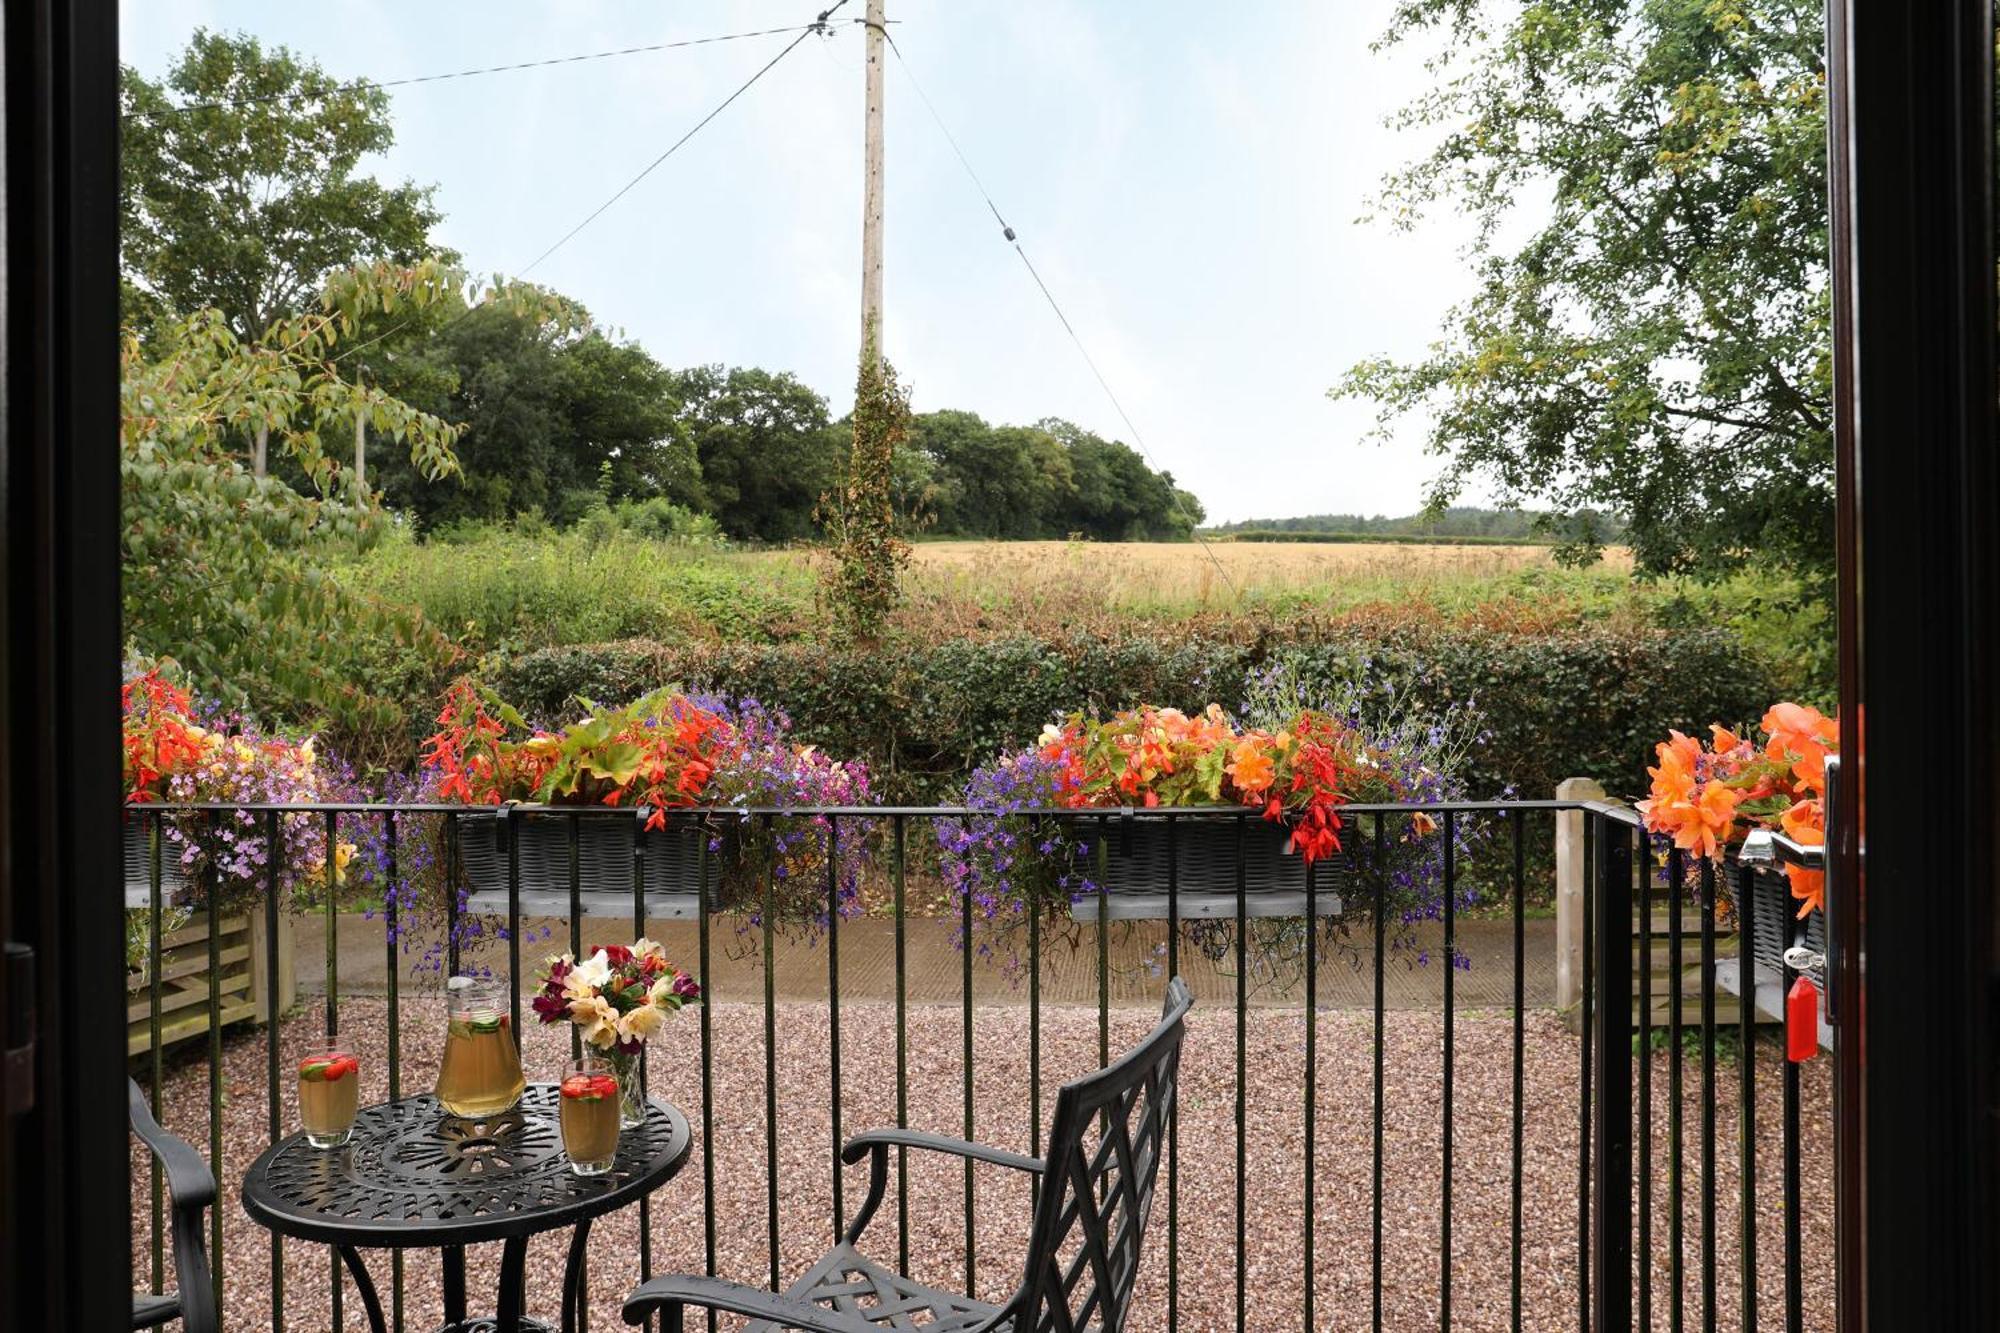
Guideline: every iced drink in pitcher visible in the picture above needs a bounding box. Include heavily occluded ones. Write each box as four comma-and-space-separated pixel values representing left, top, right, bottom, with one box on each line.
436, 975, 524, 1119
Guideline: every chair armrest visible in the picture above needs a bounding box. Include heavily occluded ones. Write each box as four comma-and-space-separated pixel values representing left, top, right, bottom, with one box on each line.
622, 1274, 885, 1332
839, 1127, 1044, 1174
128, 1079, 216, 1210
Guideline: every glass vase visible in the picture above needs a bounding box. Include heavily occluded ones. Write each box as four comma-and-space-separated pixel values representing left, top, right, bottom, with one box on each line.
604, 1049, 647, 1128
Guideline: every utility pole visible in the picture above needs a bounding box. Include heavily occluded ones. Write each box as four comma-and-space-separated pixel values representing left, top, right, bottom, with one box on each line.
353, 414, 366, 493
252, 424, 268, 478
860, 0, 885, 359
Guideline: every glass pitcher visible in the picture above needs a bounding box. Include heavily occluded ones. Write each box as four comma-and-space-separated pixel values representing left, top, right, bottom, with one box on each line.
435, 975, 525, 1119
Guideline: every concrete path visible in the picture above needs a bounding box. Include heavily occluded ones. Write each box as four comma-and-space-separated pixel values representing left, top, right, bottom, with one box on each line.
298, 912, 1559, 1011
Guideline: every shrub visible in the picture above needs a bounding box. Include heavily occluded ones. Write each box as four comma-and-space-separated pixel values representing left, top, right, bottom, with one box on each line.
477, 623, 1780, 806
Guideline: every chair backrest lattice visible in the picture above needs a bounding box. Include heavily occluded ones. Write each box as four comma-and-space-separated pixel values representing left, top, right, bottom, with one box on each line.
1013, 976, 1190, 1333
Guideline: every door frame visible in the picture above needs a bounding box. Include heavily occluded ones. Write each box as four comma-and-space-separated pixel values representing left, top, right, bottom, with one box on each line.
1825, 2, 1998, 1328
1, 0, 127, 1329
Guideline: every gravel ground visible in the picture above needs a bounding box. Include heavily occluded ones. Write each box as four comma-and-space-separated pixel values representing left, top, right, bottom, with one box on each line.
132, 998, 1834, 1331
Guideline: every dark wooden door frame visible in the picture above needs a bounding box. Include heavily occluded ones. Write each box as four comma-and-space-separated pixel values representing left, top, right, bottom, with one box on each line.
1825, 2, 1998, 1328
0, 0, 126, 1330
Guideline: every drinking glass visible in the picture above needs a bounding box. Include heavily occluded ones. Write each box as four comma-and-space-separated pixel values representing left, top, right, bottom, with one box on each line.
298, 1045, 360, 1148
558, 1058, 621, 1176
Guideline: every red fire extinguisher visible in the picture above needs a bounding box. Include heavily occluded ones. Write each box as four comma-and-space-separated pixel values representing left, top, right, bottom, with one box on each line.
1787, 975, 1820, 1062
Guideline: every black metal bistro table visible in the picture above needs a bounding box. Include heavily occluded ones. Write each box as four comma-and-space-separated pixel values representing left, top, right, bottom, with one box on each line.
242, 1086, 691, 1333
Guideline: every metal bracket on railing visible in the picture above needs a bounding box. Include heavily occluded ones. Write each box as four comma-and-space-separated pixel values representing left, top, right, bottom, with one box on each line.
1784, 945, 1828, 973
1738, 828, 1777, 865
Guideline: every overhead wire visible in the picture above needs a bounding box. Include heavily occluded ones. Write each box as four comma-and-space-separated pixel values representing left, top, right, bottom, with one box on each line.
124, 23, 839, 119
332, 4, 846, 367
882, 30, 1241, 601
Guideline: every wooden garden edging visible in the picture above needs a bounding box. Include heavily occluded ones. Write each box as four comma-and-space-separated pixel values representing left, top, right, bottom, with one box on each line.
126, 904, 295, 1057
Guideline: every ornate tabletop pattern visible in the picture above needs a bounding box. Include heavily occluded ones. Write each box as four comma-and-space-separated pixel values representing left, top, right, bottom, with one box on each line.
242, 1085, 690, 1247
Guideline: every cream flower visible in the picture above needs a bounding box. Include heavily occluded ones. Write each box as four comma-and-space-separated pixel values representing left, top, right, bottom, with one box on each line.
631, 937, 665, 964
647, 975, 680, 1009
617, 1001, 665, 1043
563, 949, 613, 1000
568, 994, 620, 1049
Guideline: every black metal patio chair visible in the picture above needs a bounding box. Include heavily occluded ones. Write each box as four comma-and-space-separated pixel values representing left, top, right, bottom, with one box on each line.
623, 976, 1193, 1332
128, 1078, 218, 1333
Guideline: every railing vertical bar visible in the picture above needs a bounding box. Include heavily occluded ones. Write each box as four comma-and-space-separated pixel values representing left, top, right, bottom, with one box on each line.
1234, 811, 1248, 1333
1781, 899, 1803, 1333
567, 813, 582, 1063
893, 815, 911, 1278
763, 815, 781, 1293
148, 815, 165, 1328
1670, 836, 1686, 1333
208, 811, 226, 1322
1165, 812, 1180, 1333
1096, 818, 1109, 1071
1641, 846, 1661, 1333
828, 815, 845, 1236
1028, 814, 1042, 1215
505, 809, 521, 1035
445, 811, 462, 979
1699, 857, 1718, 1333
1303, 852, 1318, 1333
1373, 814, 1387, 1333
265, 811, 286, 1333
1737, 860, 1759, 1333
567, 811, 586, 1324
634, 813, 654, 1332
385, 814, 404, 1333
1578, 811, 1595, 1333
962, 832, 977, 1295
695, 825, 717, 1333
1442, 809, 1457, 1331
1509, 809, 1525, 1333
1591, 816, 1635, 1333
325, 811, 342, 1330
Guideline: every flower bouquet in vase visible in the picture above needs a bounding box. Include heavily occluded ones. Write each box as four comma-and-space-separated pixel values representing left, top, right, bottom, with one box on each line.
533, 939, 701, 1127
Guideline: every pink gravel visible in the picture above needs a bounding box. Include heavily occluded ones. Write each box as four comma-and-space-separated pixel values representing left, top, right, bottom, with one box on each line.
131, 997, 1834, 1331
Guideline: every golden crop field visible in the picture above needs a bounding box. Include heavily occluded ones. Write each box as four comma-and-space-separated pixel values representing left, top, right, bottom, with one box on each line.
744, 539, 1633, 624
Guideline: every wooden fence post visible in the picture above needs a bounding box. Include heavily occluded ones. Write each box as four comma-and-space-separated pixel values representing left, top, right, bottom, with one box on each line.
1555, 777, 1607, 1021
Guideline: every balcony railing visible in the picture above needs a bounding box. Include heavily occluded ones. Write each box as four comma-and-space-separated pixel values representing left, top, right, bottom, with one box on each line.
122, 799, 1833, 1331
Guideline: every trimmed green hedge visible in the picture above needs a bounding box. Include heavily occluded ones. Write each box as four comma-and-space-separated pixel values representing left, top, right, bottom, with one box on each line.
477, 625, 1779, 806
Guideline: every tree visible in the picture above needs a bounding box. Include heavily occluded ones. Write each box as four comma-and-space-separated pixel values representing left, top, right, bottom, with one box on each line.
668, 366, 841, 541
121, 30, 443, 342
1337, 0, 1831, 584
367, 304, 694, 530
122, 262, 470, 724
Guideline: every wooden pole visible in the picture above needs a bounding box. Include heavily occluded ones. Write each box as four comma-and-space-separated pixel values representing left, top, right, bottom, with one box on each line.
860, 0, 885, 357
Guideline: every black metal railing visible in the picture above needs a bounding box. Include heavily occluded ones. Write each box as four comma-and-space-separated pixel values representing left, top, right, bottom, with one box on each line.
123, 799, 1828, 1331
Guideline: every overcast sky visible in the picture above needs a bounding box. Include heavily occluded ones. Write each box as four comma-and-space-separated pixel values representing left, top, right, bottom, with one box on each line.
121, 1, 1488, 524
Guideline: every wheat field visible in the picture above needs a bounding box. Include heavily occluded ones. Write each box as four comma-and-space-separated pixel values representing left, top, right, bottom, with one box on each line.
747, 539, 1630, 620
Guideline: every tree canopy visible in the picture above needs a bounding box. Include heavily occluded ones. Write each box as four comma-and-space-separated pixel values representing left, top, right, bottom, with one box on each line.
1338, 0, 1831, 584
121, 29, 443, 340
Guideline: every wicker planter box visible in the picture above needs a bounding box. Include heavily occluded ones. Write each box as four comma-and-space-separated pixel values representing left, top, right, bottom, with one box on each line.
1071, 815, 1345, 922
1740, 858, 1827, 990
458, 813, 710, 920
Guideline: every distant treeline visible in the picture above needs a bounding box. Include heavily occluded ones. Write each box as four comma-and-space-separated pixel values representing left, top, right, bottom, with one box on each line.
1203, 506, 1625, 543
360, 326, 1203, 545
1208, 520, 1536, 536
